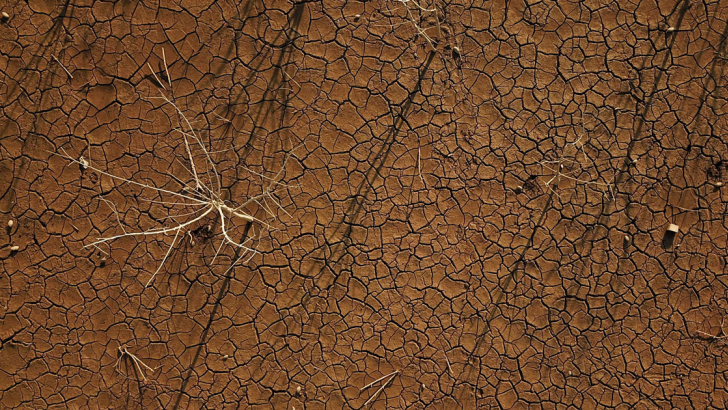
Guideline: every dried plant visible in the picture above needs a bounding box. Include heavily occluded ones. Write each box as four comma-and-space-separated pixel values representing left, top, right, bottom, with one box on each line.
376, 0, 442, 51
114, 345, 157, 382
57, 56, 298, 286
538, 126, 615, 201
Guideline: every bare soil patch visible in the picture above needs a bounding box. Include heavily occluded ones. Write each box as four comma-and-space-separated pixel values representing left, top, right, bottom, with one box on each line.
2, 1, 728, 408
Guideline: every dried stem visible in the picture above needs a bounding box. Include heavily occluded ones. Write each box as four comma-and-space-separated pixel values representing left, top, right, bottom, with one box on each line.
115, 346, 156, 382
52, 55, 73, 79
147, 62, 167, 90
54, 66, 297, 286
361, 370, 399, 407
696, 318, 728, 341
378, 0, 441, 52
538, 128, 615, 201
162, 48, 172, 88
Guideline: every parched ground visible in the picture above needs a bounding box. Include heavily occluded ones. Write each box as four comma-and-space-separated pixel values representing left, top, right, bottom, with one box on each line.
2, 0, 728, 408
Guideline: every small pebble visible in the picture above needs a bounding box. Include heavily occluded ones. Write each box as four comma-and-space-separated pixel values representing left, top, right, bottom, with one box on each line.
7, 220, 13, 228
100, 257, 107, 266
354, 14, 360, 21
1, 12, 9, 20
624, 235, 630, 242
222, 354, 229, 361
296, 386, 301, 395
10, 245, 19, 252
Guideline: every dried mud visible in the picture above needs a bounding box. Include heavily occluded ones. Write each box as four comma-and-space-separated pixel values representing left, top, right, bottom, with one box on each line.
2, 0, 728, 409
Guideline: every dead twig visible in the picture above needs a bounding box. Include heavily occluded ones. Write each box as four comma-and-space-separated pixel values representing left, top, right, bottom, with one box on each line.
147, 62, 167, 90
162, 48, 172, 88
695, 318, 728, 342
115, 345, 157, 382
54, 66, 299, 287
361, 370, 398, 407
52, 55, 73, 79
444, 350, 453, 376
378, 0, 441, 52
439, 339, 453, 376
538, 125, 615, 201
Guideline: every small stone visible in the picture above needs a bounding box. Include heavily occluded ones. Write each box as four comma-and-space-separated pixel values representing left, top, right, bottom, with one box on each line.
1, 12, 9, 21
354, 14, 361, 21
100, 258, 107, 266
7, 220, 13, 228
296, 386, 301, 395
666, 26, 675, 32
624, 235, 630, 242
10, 245, 19, 252
514, 186, 523, 194
667, 224, 679, 233
222, 354, 229, 360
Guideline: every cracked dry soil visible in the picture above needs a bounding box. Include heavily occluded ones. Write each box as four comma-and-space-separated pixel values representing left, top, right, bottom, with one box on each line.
2, 0, 728, 409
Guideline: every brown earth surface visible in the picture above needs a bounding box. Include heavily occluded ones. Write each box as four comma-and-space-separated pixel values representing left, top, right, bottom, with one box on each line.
2, 0, 728, 408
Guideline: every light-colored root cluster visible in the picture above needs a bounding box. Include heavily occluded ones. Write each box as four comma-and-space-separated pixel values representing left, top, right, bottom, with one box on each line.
57, 54, 297, 287
538, 127, 616, 201
114, 345, 157, 382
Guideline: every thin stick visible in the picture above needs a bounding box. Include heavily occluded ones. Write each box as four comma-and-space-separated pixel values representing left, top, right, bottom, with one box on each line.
171, 128, 202, 190
52, 55, 73, 79
87, 206, 215, 248
439, 339, 453, 376
99, 196, 128, 235
147, 62, 167, 90
433, 0, 442, 40
145, 228, 181, 287
696, 319, 727, 340
417, 139, 425, 186
115, 346, 156, 382
362, 371, 398, 407
444, 351, 453, 376
54, 149, 208, 205
162, 48, 172, 88
360, 370, 398, 391
155, 95, 220, 191
283, 70, 300, 88
392, 0, 437, 51
696, 330, 728, 340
